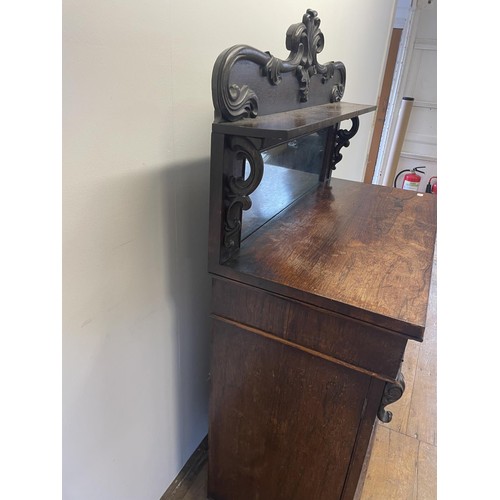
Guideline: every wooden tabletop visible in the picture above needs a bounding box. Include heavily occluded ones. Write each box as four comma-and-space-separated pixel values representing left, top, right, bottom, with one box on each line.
223, 178, 437, 338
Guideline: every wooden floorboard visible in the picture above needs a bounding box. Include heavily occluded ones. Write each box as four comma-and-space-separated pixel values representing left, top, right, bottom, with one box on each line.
161, 257, 437, 500
355, 425, 420, 500
416, 442, 437, 500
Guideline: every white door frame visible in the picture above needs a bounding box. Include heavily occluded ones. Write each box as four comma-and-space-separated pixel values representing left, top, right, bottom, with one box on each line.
372, 4, 421, 185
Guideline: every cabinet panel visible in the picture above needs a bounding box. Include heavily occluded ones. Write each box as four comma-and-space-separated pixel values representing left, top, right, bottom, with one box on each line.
212, 277, 407, 380
208, 318, 372, 500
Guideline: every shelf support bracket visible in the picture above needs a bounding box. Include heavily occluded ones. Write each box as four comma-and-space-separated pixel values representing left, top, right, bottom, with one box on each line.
331, 116, 360, 171
222, 136, 264, 255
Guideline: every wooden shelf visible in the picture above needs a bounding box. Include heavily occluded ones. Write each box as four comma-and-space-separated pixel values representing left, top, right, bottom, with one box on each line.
212, 102, 376, 140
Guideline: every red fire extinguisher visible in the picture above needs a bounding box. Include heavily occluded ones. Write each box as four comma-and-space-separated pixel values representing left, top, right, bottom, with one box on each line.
425, 176, 437, 195
393, 166, 426, 191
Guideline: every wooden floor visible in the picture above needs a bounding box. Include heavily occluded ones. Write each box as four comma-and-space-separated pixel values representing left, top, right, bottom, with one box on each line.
163, 256, 437, 500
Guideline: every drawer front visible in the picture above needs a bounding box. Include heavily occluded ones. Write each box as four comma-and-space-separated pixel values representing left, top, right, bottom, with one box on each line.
212, 277, 406, 380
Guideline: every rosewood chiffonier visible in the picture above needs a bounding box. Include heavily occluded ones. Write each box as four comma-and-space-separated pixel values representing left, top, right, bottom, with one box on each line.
206, 10, 437, 500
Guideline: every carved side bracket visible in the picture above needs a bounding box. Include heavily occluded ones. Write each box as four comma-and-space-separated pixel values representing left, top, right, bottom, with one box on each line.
377, 370, 406, 423
212, 9, 346, 122
223, 137, 264, 250
331, 117, 360, 171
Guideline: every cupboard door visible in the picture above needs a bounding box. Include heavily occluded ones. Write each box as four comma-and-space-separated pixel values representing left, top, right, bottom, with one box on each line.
208, 318, 371, 500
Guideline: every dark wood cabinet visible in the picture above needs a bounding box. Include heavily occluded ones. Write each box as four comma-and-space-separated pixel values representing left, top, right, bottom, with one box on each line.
207, 10, 436, 500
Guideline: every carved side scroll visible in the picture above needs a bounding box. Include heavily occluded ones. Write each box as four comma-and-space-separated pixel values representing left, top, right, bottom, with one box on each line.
377, 370, 406, 423
223, 137, 264, 250
331, 117, 360, 171
212, 9, 346, 122
212, 45, 266, 123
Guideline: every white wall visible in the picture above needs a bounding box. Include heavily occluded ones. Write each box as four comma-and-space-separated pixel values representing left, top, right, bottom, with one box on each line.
62, 1, 396, 499
329, 1, 397, 181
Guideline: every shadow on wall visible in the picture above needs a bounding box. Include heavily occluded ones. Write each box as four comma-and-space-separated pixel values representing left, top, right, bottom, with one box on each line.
159, 158, 212, 466
62, 157, 213, 499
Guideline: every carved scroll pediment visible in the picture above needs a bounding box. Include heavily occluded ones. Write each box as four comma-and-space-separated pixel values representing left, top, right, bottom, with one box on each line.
212, 9, 346, 122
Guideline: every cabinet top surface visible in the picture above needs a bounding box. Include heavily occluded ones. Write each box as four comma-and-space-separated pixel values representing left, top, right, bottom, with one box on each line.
222, 179, 437, 338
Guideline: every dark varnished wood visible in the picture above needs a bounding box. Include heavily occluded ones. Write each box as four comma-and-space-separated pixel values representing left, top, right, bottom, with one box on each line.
340, 377, 386, 500
207, 178, 435, 498
211, 277, 407, 381
208, 9, 377, 266
222, 179, 436, 339
208, 319, 376, 500
377, 370, 406, 423
209, 109, 373, 266
212, 101, 375, 141
207, 9, 436, 500
212, 9, 346, 122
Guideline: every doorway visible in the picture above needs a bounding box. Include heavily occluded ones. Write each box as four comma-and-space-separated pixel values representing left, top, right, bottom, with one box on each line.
367, 0, 437, 193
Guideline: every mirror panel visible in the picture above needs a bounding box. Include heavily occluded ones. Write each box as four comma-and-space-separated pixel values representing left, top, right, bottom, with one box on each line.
241, 129, 328, 240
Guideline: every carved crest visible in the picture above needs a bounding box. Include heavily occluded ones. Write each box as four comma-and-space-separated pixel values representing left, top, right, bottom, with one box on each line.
212, 9, 346, 122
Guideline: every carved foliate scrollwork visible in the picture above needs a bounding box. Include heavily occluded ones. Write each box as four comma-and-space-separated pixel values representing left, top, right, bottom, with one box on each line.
223, 137, 264, 249
212, 9, 346, 122
377, 371, 406, 423
285, 9, 340, 103
212, 45, 267, 123
331, 117, 360, 171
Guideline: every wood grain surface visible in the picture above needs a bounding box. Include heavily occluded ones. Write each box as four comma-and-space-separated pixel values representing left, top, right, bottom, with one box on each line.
225, 179, 436, 338
212, 277, 407, 381
208, 319, 372, 500
212, 102, 376, 140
